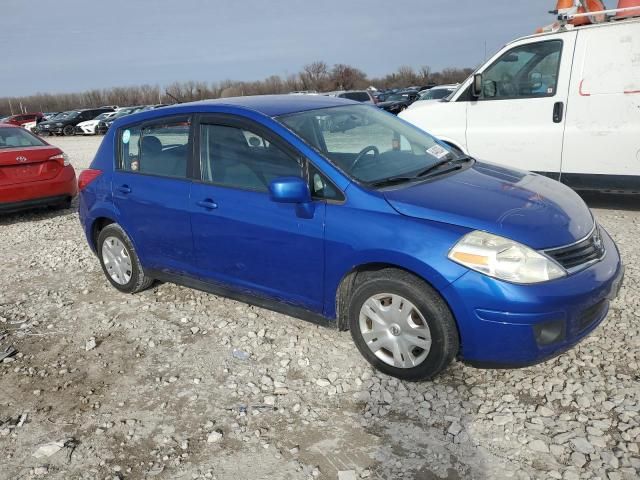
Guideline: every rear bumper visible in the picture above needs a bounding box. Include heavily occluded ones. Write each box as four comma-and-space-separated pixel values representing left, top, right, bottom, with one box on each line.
442, 226, 623, 367
0, 165, 77, 212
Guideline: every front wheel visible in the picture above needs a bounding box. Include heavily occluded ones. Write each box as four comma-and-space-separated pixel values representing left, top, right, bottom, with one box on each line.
62, 125, 75, 136
97, 224, 153, 293
348, 268, 459, 381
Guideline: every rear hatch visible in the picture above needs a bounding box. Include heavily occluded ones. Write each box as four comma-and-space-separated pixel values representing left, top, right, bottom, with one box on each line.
0, 146, 64, 186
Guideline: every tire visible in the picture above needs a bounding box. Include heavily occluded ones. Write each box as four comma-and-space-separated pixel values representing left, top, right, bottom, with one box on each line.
62, 125, 75, 136
347, 268, 459, 381
97, 224, 153, 294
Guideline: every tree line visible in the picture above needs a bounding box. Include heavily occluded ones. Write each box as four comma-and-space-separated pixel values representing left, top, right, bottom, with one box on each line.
0, 62, 474, 116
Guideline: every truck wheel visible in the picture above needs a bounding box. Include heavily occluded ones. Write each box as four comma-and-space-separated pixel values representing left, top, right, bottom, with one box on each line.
347, 268, 459, 381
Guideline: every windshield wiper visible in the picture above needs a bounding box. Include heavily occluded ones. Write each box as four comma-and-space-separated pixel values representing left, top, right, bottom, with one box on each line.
369, 176, 416, 188
415, 155, 473, 178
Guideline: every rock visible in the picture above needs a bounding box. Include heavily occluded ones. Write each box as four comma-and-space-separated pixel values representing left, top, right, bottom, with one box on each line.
448, 422, 463, 436
316, 379, 330, 387
33, 466, 49, 476
85, 337, 97, 351
338, 471, 357, 480
207, 431, 223, 443
232, 348, 250, 360
537, 405, 555, 417
493, 414, 514, 426
570, 452, 587, 468
33, 440, 65, 458
528, 439, 549, 453
569, 437, 594, 454
264, 395, 276, 405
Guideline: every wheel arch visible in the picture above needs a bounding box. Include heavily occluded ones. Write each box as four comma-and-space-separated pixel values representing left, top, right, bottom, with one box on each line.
334, 261, 453, 331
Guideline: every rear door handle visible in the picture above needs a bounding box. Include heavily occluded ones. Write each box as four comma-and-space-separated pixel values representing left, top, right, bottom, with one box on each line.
116, 185, 131, 194
196, 199, 218, 210
553, 102, 564, 123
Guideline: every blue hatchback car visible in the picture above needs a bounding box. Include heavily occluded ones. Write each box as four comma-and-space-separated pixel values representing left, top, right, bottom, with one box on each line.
78, 95, 624, 380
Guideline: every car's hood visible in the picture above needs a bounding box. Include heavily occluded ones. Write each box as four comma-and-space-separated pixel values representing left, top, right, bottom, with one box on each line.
77, 120, 98, 127
382, 161, 594, 249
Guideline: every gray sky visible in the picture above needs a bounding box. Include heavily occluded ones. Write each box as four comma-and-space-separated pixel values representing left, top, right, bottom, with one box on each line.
1, 0, 552, 97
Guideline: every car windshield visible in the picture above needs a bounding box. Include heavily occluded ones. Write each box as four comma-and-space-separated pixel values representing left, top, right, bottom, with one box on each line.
0, 127, 47, 148
93, 112, 112, 121
278, 104, 457, 184
419, 88, 453, 100
65, 111, 81, 120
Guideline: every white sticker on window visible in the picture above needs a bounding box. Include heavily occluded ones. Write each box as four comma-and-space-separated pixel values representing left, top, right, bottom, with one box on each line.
426, 144, 448, 159
122, 129, 131, 144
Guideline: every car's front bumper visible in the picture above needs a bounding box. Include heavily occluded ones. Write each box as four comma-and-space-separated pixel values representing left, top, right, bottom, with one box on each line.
442, 226, 623, 367
0, 165, 78, 212
75, 125, 96, 135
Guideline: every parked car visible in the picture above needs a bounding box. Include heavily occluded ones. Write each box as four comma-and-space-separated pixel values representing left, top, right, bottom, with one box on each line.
400, 12, 640, 193
0, 124, 77, 212
78, 95, 623, 380
411, 84, 459, 105
323, 90, 375, 103
376, 90, 420, 114
1, 112, 44, 127
36, 108, 114, 136
75, 111, 117, 135
96, 107, 142, 135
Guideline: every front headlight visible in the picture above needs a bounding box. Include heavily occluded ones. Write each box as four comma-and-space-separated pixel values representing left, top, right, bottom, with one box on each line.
448, 231, 566, 284
55, 122, 63, 126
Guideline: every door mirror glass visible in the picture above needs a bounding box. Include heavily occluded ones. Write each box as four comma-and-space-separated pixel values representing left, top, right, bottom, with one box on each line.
472, 74, 483, 98
269, 176, 311, 204
482, 80, 498, 98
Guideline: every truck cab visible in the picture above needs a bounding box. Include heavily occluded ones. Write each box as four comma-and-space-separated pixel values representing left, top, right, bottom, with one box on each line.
400, 14, 640, 194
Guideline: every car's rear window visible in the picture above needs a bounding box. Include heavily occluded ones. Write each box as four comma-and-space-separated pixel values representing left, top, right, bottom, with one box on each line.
0, 127, 47, 149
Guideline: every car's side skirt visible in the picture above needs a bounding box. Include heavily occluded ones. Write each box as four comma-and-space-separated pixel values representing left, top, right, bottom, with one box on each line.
147, 269, 337, 329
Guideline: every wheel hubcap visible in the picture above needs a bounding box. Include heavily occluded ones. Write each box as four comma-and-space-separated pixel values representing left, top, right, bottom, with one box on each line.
101, 236, 133, 285
359, 293, 432, 369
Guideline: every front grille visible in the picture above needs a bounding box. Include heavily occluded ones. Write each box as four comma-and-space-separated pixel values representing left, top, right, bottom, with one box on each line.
545, 225, 605, 271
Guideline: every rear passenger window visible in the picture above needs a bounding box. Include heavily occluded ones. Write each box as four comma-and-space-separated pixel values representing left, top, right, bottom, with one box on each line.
119, 119, 191, 178
200, 124, 302, 192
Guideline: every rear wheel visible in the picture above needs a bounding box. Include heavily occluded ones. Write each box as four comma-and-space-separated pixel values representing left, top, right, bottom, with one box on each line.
62, 125, 75, 136
97, 224, 153, 293
347, 268, 459, 381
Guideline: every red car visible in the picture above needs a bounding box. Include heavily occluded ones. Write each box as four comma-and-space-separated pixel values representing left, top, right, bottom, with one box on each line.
1, 112, 44, 127
0, 124, 77, 212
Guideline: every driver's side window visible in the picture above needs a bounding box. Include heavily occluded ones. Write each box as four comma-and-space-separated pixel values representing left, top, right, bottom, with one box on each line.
199, 123, 302, 192
480, 40, 562, 100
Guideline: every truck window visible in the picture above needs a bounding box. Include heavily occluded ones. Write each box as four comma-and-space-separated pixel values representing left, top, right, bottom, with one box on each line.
479, 40, 563, 100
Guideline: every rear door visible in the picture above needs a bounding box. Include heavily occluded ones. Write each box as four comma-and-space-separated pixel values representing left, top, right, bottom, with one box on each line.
465, 33, 576, 177
189, 114, 326, 312
111, 116, 195, 274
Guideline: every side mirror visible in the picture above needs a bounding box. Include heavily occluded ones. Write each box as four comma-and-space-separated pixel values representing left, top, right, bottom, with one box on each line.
472, 74, 483, 98
269, 176, 311, 204
269, 176, 315, 219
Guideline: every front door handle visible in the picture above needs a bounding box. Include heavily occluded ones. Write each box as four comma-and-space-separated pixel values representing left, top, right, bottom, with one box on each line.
116, 185, 131, 194
196, 199, 218, 210
553, 102, 564, 123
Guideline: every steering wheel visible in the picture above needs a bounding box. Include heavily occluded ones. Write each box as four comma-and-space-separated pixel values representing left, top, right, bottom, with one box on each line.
351, 145, 379, 171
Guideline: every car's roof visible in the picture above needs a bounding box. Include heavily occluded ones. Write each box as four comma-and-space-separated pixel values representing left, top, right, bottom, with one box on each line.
180, 94, 358, 117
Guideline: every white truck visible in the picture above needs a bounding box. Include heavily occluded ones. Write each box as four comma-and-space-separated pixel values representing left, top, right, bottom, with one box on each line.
400, 4, 640, 193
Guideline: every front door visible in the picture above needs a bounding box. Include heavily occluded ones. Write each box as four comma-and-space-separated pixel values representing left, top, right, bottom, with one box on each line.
190, 116, 326, 312
111, 116, 195, 274
465, 33, 576, 177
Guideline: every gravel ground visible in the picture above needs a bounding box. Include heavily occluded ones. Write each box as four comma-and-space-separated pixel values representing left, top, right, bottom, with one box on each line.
0, 136, 639, 480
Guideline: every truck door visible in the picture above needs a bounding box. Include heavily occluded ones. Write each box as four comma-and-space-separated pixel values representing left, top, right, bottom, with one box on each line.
465, 33, 576, 177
